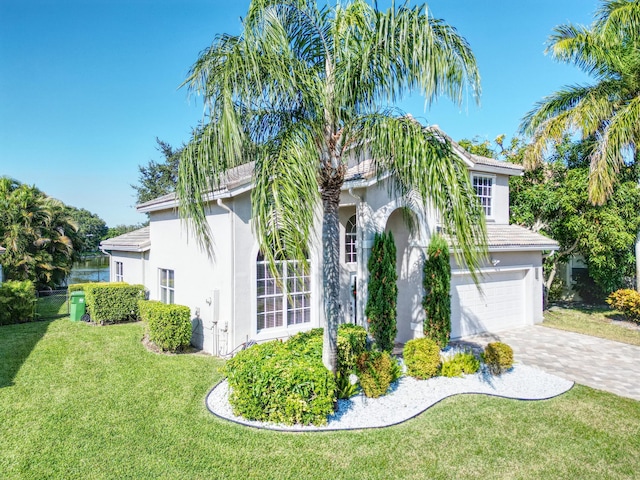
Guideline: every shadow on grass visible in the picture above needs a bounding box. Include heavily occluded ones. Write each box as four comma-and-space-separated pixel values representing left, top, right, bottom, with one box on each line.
0, 319, 52, 388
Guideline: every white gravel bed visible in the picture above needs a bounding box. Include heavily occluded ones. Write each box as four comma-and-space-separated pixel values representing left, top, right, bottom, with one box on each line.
206, 365, 574, 432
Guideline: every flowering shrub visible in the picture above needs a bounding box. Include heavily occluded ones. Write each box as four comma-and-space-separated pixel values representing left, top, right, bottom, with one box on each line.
607, 289, 640, 323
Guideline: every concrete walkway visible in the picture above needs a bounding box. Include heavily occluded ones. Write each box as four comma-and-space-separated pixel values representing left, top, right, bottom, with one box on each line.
454, 325, 640, 402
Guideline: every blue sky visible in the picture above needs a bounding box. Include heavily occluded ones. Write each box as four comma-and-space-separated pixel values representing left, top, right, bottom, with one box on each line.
0, 0, 597, 227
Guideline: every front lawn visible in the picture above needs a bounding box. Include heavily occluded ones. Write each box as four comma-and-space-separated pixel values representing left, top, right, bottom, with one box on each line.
1, 319, 639, 479
544, 304, 640, 346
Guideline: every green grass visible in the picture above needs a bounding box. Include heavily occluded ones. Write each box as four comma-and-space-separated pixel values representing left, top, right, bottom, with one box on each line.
544, 305, 640, 346
1, 319, 640, 479
35, 293, 68, 320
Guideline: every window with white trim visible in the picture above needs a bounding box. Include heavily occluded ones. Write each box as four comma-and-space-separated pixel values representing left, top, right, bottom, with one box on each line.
115, 261, 124, 282
159, 268, 175, 304
472, 175, 493, 217
256, 253, 310, 330
345, 215, 357, 263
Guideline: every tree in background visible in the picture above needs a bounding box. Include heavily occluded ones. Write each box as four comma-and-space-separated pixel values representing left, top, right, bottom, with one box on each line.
103, 223, 147, 240
66, 206, 108, 254
132, 138, 182, 205
422, 234, 451, 348
0, 177, 81, 289
511, 142, 640, 302
178, 0, 485, 372
521, 0, 640, 205
365, 232, 397, 353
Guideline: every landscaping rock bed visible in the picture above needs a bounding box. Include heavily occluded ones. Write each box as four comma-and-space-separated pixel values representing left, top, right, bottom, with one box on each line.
206, 364, 574, 431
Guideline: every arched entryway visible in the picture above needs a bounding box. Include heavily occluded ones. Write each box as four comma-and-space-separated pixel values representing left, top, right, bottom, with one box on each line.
384, 208, 425, 344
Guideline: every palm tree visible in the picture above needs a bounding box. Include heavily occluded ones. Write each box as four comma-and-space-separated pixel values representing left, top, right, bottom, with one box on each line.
178, 0, 486, 372
521, 0, 640, 205
0, 177, 79, 289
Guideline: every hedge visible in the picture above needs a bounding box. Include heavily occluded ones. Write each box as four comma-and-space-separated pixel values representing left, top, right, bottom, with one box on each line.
224, 339, 335, 426
0, 280, 36, 325
139, 300, 192, 352
79, 283, 145, 324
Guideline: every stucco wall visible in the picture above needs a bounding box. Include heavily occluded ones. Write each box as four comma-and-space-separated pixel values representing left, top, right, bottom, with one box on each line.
108, 251, 149, 286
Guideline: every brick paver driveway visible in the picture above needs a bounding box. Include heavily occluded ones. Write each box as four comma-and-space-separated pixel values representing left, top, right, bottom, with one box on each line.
456, 325, 640, 401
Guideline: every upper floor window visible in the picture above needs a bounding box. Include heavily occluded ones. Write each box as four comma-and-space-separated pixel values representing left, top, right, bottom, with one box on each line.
345, 215, 357, 263
115, 261, 124, 282
256, 253, 310, 331
159, 268, 175, 304
472, 175, 493, 217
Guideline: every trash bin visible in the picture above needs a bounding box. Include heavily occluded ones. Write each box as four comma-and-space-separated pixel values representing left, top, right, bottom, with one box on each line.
69, 291, 86, 321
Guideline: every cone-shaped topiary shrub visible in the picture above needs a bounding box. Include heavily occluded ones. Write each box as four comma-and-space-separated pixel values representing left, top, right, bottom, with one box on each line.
403, 337, 441, 379
422, 234, 451, 348
365, 231, 397, 353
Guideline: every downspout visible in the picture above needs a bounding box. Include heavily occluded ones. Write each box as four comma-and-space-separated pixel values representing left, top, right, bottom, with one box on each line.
348, 188, 364, 326
99, 246, 112, 282
217, 198, 234, 356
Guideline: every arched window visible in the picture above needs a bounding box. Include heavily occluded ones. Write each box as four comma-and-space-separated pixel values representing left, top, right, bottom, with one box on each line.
345, 215, 357, 263
256, 253, 311, 331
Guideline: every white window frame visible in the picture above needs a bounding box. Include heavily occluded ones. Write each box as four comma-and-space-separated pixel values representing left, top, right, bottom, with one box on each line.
256, 254, 311, 331
472, 174, 494, 218
159, 268, 175, 304
345, 214, 357, 263
115, 261, 124, 282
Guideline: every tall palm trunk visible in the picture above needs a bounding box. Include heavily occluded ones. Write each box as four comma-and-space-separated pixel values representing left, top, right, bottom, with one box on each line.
320, 166, 345, 373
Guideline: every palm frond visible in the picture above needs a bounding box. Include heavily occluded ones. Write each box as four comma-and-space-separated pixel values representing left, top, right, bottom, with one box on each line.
355, 114, 487, 279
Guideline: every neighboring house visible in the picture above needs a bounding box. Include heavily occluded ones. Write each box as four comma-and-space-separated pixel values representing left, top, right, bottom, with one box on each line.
0, 245, 5, 285
101, 131, 558, 355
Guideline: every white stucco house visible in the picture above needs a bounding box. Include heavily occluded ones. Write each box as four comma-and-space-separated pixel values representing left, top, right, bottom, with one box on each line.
101, 131, 557, 356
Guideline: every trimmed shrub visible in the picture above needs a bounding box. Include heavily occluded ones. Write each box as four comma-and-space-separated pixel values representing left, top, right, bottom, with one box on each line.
422, 234, 451, 348
0, 280, 36, 325
336, 323, 368, 374
403, 337, 440, 379
83, 283, 145, 324
140, 300, 192, 352
440, 351, 480, 378
356, 350, 401, 398
365, 232, 397, 353
607, 289, 640, 323
483, 342, 514, 375
224, 339, 335, 426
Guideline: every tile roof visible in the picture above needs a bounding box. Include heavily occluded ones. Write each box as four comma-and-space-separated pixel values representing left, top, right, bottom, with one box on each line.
100, 226, 151, 252
486, 224, 558, 250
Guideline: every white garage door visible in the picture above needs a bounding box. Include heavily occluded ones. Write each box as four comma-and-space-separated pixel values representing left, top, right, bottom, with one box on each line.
451, 269, 527, 338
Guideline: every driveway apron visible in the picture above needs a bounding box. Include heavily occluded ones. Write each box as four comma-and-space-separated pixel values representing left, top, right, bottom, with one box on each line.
455, 325, 640, 402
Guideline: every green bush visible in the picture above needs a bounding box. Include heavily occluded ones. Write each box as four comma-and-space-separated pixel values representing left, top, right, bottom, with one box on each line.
336, 323, 368, 373
440, 351, 481, 378
483, 342, 514, 375
403, 337, 441, 379
422, 234, 452, 348
140, 300, 192, 352
284, 324, 367, 374
83, 283, 145, 324
356, 350, 401, 398
365, 232, 397, 353
224, 338, 335, 426
607, 289, 640, 323
0, 280, 36, 325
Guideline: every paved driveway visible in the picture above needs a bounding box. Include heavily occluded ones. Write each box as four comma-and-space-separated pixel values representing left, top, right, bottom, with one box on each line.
455, 325, 640, 402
